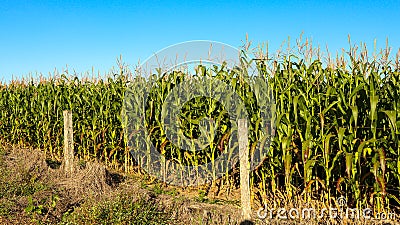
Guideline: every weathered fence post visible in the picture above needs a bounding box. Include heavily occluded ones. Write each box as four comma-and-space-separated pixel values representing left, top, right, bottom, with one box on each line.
239, 118, 251, 221
63, 110, 74, 176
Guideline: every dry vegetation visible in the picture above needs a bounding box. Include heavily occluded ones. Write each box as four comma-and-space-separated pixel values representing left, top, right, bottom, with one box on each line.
0, 141, 246, 225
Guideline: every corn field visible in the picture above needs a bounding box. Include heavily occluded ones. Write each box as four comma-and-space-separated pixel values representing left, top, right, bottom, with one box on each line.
0, 40, 400, 213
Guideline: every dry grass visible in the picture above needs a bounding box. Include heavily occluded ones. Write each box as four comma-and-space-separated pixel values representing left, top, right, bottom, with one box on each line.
58, 160, 112, 198
0, 142, 243, 224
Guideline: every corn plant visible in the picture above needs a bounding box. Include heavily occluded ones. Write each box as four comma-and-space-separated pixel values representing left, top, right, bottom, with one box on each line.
0, 39, 399, 214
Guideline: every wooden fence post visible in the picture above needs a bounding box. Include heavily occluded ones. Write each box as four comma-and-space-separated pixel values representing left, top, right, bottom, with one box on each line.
63, 110, 74, 176
239, 118, 251, 221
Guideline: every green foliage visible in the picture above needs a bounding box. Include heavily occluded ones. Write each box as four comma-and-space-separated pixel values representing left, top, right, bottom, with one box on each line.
25, 194, 59, 219
150, 184, 177, 196
0, 164, 48, 199
61, 195, 173, 225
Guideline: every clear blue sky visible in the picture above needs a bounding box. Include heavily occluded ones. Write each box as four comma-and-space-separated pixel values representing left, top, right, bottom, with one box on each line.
1, 0, 399, 82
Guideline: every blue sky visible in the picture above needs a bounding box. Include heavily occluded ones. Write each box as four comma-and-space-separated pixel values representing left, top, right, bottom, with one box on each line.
1, 0, 399, 82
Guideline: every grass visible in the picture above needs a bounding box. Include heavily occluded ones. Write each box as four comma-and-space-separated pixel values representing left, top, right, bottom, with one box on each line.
61, 195, 173, 225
